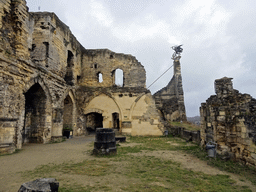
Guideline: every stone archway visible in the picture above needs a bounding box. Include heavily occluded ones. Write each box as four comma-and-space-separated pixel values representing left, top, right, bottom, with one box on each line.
23, 83, 49, 143
83, 94, 122, 129
84, 112, 103, 134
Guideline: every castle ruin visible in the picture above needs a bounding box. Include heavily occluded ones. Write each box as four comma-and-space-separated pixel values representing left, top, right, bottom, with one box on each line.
200, 77, 256, 165
0, 0, 186, 153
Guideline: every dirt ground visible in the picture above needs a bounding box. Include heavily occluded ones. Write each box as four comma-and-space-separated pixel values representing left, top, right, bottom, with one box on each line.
0, 136, 95, 192
0, 136, 255, 191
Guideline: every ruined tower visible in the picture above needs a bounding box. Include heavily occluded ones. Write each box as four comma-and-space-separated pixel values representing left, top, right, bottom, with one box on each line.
200, 77, 256, 165
153, 48, 186, 122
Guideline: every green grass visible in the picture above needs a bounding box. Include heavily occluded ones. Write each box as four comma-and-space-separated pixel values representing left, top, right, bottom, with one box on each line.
170, 121, 200, 131
22, 159, 111, 179
21, 136, 256, 191
179, 144, 256, 186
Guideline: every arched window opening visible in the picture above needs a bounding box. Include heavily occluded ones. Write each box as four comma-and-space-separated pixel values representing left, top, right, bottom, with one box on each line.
23, 83, 47, 143
98, 72, 103, 83
85, 112, 103, 134
64, 51, 74, 86
112, 112, 120, 130
112, 69, 123, 87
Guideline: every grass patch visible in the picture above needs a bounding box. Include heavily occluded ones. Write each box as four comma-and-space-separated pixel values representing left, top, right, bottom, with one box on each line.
180, 144, 256, 186
22, 159, 111, 179
118, 155, 250, 191
59, 184, 111, 192
170, 121, 200, 131
20, 136, 256, 191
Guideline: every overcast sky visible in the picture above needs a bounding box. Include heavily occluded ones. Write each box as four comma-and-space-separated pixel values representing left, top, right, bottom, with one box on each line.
26, 0, 256, 117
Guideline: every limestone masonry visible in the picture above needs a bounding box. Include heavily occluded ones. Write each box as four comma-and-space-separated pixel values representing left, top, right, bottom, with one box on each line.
200, 77, 256, 165
0, 0, 186, 153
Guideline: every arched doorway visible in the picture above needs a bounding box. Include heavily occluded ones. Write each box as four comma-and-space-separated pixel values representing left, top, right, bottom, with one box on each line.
63, 95, 73, 135
85, 112, 103, 134
112, 112, 120, 130
23, 83, 47, 143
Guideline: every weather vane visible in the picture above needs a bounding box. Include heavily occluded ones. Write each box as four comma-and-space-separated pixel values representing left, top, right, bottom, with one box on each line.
171, 44, 183, 60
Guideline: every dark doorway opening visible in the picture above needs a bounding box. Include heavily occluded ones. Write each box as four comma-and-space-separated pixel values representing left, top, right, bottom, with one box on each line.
63, 95, 73, 138
85, 112, 103, 134
112, 112, 120, 130
23, 83, 46, 143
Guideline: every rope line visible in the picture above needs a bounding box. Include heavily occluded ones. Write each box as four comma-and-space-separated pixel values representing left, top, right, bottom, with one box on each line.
147, 64, 174, 89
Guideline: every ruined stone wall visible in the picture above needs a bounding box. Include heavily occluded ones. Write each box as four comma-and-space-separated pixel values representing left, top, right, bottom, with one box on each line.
0, 1, 84, 152
29, 12, 84, 81
76, 87, 164, 136
153, 59, 186, 122
200, 77, 256, 165
0, 0, 166, 154
80, 49, 146, 88
0, 0, 29, 59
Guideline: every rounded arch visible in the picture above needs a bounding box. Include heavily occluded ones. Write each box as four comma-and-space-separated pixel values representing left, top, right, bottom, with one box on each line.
111, 66, 126, 87
83, 93, 123, 128
97, 72, 103, 83
112, 68, 124, 86
110, 66, 125, 73
84, 108, 104, 115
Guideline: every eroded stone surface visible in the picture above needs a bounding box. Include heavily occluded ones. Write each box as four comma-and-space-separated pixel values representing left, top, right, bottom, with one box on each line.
0, 0, 185, 153
153, 60, 186, 122
200, 77, 256, 165
18, 178, 59, 192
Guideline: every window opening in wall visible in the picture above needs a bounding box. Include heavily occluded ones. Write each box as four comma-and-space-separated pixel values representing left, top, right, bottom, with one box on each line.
98, 73, 103, 83
43, 42, 49, 67
64, 50, 74, 86
85, 112, 103, 134
113, 69, 124, 87
94, 63, 98, 68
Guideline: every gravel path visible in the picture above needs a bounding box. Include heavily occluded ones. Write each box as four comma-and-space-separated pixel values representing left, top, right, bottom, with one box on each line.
0, 136, 95, 192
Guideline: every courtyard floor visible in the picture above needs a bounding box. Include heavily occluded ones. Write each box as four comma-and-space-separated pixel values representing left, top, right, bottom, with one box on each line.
0, 135, 255, 192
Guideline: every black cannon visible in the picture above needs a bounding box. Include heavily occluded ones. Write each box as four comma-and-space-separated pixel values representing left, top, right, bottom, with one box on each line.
93, 128, 116, 155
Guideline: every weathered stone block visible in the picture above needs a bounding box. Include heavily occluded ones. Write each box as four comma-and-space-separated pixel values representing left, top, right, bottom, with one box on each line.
217, 115, 225, 122
18, 178, 59, 192
219, 111, 225, 116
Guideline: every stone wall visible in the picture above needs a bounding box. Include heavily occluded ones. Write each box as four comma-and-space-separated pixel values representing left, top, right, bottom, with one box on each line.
0, 0, 170, 154
200, 77, 256, 165
153, 58, 186, 122
80, 49, 146, 88
76, 87, 164, 136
